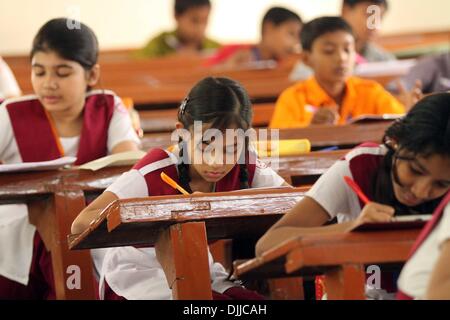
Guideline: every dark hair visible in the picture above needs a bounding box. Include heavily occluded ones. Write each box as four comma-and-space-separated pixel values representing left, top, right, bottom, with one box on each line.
175, 0, 211, 16
177, 77, 253, 192
343, 0, 388, 10
300, 16, 354, 51
261, 7, 302, 34
31, 18, 99, 70
372, 93, 450, 215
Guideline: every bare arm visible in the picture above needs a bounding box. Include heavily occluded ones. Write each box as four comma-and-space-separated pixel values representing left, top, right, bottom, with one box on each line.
71, 191, 118, 234
256, 196, 334, 256
425, 240, 450, 300
255, 197, 395, 256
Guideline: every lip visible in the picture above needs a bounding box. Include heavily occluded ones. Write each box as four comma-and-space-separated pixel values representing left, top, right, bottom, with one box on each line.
42, 96, 61, 104
401, 191, 421, 206
334, 67, 349, 76
204, 171, 225, 179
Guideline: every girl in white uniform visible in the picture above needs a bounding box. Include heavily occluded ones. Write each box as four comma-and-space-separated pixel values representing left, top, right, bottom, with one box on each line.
72, 77, 290, 300
0, 18, 140, 299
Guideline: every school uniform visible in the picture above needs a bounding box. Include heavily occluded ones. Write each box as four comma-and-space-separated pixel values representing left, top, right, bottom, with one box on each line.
397, 192, 450, 300
99, 147, 285, 300
269, 76, 405, 129
361, 43, 397, 63
307, 143, 405, 299
0, 90, 140, 299
204, 44, 264, 66
138, 31, 220, 58
393, 53, 450, 94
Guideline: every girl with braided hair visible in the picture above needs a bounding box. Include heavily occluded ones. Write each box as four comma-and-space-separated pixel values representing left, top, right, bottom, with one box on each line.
72, 77, 289, 300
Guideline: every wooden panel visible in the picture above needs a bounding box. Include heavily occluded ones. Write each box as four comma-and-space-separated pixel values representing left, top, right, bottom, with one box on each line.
156, 222, 212, 300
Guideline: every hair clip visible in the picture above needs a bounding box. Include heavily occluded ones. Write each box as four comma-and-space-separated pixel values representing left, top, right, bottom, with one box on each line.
179, 97, 189, 115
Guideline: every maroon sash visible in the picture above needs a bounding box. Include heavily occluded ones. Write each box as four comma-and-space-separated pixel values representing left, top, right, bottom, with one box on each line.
6, 93, 115, 165
133, 148, 257, 196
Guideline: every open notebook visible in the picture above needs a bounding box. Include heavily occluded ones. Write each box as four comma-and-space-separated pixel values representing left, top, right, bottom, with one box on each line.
0, 156, 76, 173
347, 114, 405, 125
77, 150, 147, 171
350, 214, 431, 232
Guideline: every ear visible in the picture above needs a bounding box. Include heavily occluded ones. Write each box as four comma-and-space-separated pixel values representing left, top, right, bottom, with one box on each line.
175, 121, 185, 130
86, 64, 100, 87
262, 21, 276, 36
341, 4, 351, 17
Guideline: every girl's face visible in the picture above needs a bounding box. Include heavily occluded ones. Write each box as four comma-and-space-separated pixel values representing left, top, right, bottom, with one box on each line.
392, 150, 450, 207
182, 122, 245, 183
176, 6, 210, 45
31, 50, 99, 114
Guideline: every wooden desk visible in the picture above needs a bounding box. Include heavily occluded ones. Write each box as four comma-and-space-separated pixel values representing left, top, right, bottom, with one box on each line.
141, 122, 392, 151
69, 188, 307, 299
235, 229, 420, 300
139, 103, 276, 133
0, 166, 130, 299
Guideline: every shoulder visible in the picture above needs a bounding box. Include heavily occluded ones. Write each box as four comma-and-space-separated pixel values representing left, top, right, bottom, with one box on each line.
364, 43, 396, 62
278, 81, 309, 101
348, 76, 384, 91
344, 143, 387, 162
85, 90, 123, 111
133, 148, 178, 175
204, 37, 221, 48
1, 94, 39, 109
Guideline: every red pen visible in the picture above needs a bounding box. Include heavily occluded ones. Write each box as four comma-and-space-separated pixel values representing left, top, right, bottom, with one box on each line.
343, 176, 371, 205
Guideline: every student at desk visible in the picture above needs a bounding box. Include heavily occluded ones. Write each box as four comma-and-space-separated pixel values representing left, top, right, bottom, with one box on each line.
0, 18, 140, 299
206, 7, 304, 69
137, 0, 220, 58
258, 93, 450, 299
269, 17, 408, 129
72, 77, 290, 300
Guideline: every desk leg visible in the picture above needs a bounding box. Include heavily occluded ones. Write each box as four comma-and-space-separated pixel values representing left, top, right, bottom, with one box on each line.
52, 190, 96, 300
268, 278, 304, 300
156, 222, 212, 300
324, 264, 365, 300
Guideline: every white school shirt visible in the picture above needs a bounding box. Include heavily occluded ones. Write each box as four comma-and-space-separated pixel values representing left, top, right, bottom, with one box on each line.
306, 144, 387, 223
98, 150, 285, 300
0, 57, 21, 100
397, 203, 450, 299
306, 145, 397, 299
0, 91, 140, 285
0, 90, 141, 164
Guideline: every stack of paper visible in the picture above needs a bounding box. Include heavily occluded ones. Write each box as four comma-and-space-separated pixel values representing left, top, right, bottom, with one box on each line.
77, 150, 147, 171
0, 157, 77, 173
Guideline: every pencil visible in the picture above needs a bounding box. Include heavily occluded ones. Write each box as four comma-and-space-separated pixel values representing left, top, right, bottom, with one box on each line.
161, 172, 190, 195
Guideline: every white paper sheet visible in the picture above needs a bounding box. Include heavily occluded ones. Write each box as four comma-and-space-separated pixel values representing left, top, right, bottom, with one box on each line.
0, 156, 76, 173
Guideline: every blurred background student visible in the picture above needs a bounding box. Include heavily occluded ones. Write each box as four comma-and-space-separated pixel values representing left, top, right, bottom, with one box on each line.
206, 7, 304, 70
137, 0, 220, 58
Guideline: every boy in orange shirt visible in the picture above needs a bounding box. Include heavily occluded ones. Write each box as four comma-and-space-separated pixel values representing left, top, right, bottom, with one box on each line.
270, 16, 405, 129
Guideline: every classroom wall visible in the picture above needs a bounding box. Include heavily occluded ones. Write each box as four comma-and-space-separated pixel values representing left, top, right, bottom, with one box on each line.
0, 0, 449, 55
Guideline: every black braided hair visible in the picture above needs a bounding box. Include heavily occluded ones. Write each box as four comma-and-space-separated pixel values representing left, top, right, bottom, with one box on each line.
176, 77, 253, 191
370, 93, 450, 214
